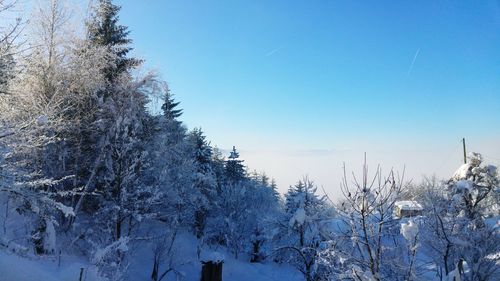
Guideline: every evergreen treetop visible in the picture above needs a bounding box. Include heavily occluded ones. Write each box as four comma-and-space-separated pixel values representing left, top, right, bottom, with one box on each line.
161, 91, 183, 120
87, 0, 141, 80
225, 146, 245, 183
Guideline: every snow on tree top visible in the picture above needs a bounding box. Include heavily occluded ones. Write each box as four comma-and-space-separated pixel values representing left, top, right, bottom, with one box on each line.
289, 207, 307, 227
394, 201, 423, 211
228, 146, 240, 160
452, 163, 471, 180
200, 251, 225, 263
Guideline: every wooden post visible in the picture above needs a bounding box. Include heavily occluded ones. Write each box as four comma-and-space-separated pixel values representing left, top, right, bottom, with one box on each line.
462, 138, 467, 164
79, 267, 84, 281
201, 261, 223, 281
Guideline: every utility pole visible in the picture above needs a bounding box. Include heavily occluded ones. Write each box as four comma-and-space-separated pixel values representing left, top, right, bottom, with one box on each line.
462, 138, 467, 164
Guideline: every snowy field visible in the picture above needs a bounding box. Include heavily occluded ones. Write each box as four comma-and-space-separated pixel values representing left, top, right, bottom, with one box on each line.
0, 232, 304, 281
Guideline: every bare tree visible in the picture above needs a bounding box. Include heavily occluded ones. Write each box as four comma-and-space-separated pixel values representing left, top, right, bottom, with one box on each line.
336, 156, 409, 281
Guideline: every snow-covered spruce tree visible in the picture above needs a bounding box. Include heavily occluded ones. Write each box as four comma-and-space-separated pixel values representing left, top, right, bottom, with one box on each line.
205, 180, 248, 258
84, 75, 166, 280
210, 146, 227, 192
72, 0, 142, 216
62, 1, 159, 278
225, 146, 246, 183
92, 76, 151, 240
187, 127, 217, 238
161, 90, 183, 120
139, 89, 206, 279
421, 153, 499, 281
71, 0, 143, 219
275, 178, 332, 281
146, 89, 200, 228
204, 147, 249, 256
205, 177, 280, 261
247, 171, 282, 263
249, 171, 280, 203
86, 0, 141, 84
203, 149, 281, 261
61, 21, 171, 281
203, 147, 240, 250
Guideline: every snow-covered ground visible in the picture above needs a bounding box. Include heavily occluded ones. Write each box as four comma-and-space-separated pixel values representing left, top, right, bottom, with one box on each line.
127, 233, 304, 281
0, 232, 304, 281
0, 250, 102, 281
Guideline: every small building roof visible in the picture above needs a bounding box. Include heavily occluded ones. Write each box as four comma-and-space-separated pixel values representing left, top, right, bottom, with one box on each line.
395, 200, 423, 211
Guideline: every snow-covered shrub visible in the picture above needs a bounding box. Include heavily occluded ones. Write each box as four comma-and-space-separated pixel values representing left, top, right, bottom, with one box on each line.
274, 178, 333, 281
420, 153, 500, 281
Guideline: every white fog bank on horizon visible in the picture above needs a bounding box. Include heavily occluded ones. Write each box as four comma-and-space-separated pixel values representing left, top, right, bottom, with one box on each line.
230, 137, 500, 201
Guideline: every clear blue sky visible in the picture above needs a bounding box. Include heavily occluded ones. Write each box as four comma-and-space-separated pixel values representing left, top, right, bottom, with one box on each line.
115, 0, 500, 196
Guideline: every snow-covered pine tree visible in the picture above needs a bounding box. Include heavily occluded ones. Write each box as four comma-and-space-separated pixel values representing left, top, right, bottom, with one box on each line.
95, 78, 150, 241
73, 0, 146, 215
204, 176, 280, 261
204, 146, 284, 260
162, 90, 183, 121
71, 0, 145, 220
145, 86, 199, 228
187, 128, 216, 238
81, 74, 164, 280
247, 172, 281, 263
225, 146, 246, 183
277, 178, 330, 281
211, 146, 227, 192
87, 0, 141, 83
60, 2, 161, 277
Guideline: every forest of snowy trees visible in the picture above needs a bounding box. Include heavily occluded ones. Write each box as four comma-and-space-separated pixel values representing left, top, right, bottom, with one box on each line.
0, 1, 498, 281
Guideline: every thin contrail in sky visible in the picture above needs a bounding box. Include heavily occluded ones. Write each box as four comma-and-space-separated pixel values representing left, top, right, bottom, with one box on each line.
265, 46, 284, 57
406, 48, 420, 78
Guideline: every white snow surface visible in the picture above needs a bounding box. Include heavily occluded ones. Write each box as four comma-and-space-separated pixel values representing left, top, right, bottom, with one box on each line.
1, 232, 304, 281
43, 219, 57, 254
401, 219, 419, 242
53, 201, 75, 218
446, 268, 462, 281
452, 164, 471, 180
289, 207, 306, 227
0, 250, 103, 281
92, 236, 129, 264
